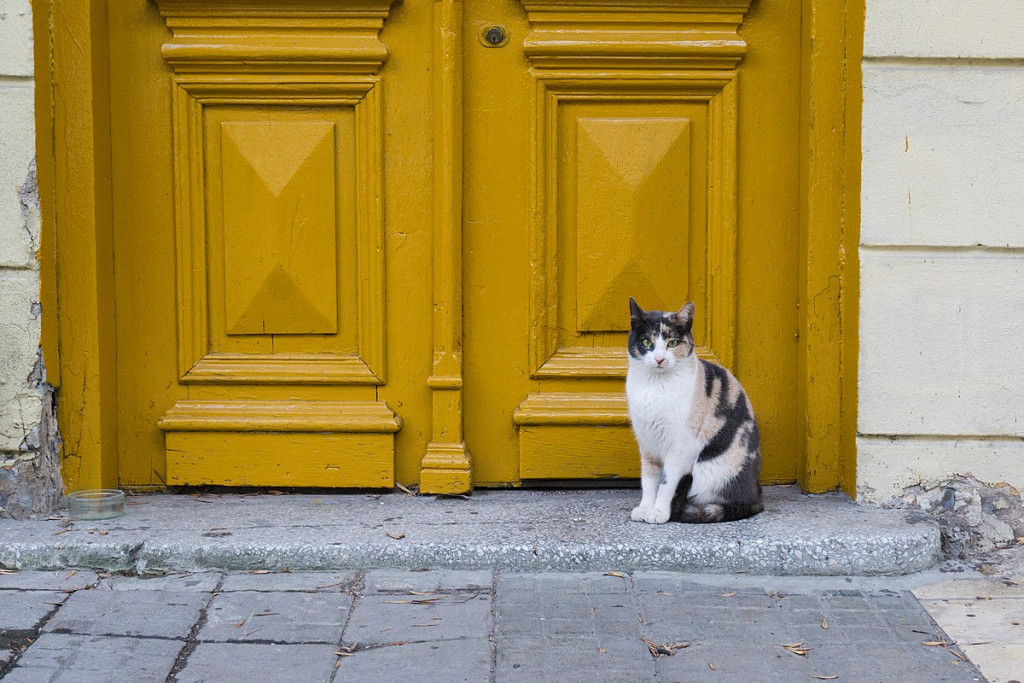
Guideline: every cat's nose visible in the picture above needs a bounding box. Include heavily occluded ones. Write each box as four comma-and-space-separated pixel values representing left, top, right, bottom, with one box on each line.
655, 357, 665, 366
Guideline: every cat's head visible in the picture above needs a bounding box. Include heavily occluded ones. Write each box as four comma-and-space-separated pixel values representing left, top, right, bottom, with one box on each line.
627, 298, 696, 371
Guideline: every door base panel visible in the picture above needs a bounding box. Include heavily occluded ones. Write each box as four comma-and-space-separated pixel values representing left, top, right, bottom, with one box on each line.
514, 393, 638, 480
159, 400, 400, 487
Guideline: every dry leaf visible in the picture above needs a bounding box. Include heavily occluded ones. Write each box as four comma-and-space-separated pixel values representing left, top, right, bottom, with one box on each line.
97, 529, 108, 536
254, 611, 278, 617
316, 581, 348, 589
235, 620, 246, 628
950, 650, 967, 662
590, 607, 595, 615
604, 571, 629, 579
384, 597, 443, 605
385, 531, 405, 540
411, 623, 438, 628
66, 570, 77, 579
642, 638, 690, 658
722, 592, 736, 597
967, 641, 992, 646
395, 483, 417, 496
249, 570, 271, 575
209, 527, 228, 531
921, 641, 949, 647
709, 663, 716, 671
0, 569, 17, 575
267, 490, 284, 495
781, 643, 810, 657
812, 676, 838, 680
822, 617, 829, 630
598, 647, 607, 654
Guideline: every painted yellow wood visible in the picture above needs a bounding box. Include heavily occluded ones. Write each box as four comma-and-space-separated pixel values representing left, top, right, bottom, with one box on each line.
36, 0, 119, 492
41, 0, 859, 493
420, 0, 472, 495
798, 0, 864, 494
219, 121, 339, 336
513, 393, 630, 427
160, 401, 398, 486
164, 432, 394, 488
514, 394, 634, 479
463, 0, 802, 485
158, 401, 401, 433
170, 80, 385, 386
519, 427, 639, 480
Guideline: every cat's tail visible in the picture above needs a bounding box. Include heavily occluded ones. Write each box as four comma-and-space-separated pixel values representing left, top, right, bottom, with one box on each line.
672, 500, 764, 523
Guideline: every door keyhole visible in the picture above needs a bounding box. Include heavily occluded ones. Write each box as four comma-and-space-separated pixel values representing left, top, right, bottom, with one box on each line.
480, 25, 509, 48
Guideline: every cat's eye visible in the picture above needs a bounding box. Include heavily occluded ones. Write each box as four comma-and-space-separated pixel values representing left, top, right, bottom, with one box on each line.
667, 340, 680, 348
641, 339, 653, 349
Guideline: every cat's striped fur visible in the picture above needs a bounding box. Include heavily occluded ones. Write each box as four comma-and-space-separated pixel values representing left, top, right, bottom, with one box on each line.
625, 298, 763, 524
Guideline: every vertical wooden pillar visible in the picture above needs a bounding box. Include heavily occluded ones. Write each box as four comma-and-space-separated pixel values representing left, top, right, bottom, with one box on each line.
37, 0, 119, 491
420, 0, 472, 494
798, 0, 862, 494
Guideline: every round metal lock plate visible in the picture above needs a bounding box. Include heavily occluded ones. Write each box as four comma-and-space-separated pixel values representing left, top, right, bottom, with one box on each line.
479, 25, 509, 48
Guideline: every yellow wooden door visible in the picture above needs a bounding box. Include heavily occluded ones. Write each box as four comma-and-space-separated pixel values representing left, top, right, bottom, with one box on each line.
103, 0, 805, 490
107, 0, 438, 488
462, 0, 802, 486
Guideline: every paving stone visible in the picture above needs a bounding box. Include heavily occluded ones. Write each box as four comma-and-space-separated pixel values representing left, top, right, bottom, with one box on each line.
345, 593, 491, 644
337, 638, 491, 682
2, 633, 182, 683
0, 570, 98, 592
497, 592, 639, 637
362, 568, 492, 593
220, 570, 356, 592
497, 571, 632, 595
176, 642, 339, 683
810, 641, 981, 681
98, 572, 222, 592
653, 642, 813, 679
0, 590, 67, 631
497, 635, 653, 683
43, 589, 208, 638
198, 590, 351, 643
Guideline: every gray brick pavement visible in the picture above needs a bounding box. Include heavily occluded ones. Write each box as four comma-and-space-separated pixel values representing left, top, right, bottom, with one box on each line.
0, 569, 985, 682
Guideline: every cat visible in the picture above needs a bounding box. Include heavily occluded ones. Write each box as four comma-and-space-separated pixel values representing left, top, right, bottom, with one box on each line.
625, 297, 763, 524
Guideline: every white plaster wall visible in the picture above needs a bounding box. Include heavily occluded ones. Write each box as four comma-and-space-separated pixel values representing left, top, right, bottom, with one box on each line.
0, 0, 41, 457
859, 2, 1024, 501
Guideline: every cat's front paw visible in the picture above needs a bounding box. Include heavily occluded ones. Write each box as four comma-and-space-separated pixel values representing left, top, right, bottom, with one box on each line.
644, 508, 670, 524
630, 505, 652, 522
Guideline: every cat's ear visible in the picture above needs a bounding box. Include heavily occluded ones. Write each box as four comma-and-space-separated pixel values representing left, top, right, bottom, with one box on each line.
676, 302, 696, 331
629, 297, 645, 322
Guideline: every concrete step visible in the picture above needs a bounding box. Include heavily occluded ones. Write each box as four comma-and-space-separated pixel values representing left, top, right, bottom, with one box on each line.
0, 486, 940, 576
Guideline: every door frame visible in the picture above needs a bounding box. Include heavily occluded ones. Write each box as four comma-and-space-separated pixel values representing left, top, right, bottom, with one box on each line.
34, 0, 862, 496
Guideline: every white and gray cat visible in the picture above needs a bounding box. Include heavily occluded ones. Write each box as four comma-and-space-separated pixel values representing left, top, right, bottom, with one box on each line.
626, 298, 763, 524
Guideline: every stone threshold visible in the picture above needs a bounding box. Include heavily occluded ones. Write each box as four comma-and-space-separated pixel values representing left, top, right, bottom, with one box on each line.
0, 486, 940, 576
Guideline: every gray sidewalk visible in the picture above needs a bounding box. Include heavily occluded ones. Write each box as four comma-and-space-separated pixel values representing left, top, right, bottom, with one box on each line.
0, 568, 985, 682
